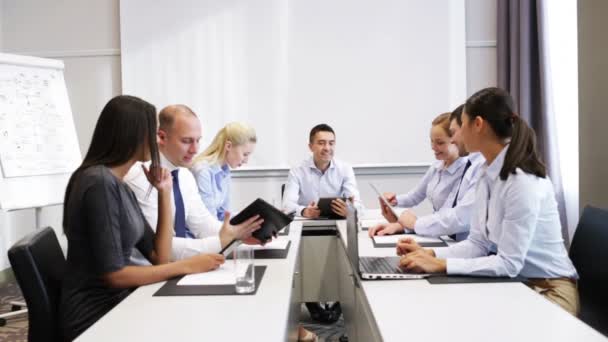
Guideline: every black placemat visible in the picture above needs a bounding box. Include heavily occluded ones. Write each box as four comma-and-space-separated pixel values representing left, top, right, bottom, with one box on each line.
154, 265, 267, 296
427, 274, 527, 284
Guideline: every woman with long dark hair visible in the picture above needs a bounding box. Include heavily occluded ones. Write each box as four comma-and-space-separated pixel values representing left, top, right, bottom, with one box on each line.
396, 87, 579, 315
59, 95, 225, 340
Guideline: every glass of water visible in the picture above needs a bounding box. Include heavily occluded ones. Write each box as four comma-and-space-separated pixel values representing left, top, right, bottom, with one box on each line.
235, 246, 255, 294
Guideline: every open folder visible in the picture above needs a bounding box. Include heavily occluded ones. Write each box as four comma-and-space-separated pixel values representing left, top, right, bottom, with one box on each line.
230, 198, 293, 243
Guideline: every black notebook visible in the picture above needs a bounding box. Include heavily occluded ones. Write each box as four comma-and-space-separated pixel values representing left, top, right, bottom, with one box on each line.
230, 198, 293, 243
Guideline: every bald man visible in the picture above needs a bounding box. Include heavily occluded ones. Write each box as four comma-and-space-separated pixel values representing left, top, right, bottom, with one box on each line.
126, 105, 262, 264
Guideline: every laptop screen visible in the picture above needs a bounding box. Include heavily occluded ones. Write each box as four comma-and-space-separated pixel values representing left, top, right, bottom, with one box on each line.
345, 203, 360, 274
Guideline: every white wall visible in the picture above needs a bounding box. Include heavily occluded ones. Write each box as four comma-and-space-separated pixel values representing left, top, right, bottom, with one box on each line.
228, 0, 498, 211
0, 0, 497, 270
120, 0, 467, 168
465, 0, 497, 96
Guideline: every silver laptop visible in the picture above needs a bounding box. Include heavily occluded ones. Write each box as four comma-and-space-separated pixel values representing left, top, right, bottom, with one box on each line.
345, 204, 428, 280
369, 183, 399, 220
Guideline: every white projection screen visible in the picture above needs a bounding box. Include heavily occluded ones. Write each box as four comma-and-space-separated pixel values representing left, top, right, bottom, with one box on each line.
120, 0, 466, 168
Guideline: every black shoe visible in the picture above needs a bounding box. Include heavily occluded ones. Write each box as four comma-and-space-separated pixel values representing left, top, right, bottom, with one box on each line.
329, 302, 342, 317
305, 302, 328, 323
323, 302, 341, 324
339, 334, 349, 342
305, 302, 338, 324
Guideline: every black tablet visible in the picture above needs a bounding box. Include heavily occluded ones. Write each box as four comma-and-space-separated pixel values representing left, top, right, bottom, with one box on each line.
317, 197, 347, 219
230, 198, 293, 243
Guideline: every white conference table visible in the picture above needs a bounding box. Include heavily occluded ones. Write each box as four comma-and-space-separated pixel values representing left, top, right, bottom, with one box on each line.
76, 209, 607, 342
348, 219, 606, 342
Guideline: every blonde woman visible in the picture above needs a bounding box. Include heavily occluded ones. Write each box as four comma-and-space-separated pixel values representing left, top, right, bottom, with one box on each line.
190, 122, 257, 220
191, 122, 318, 341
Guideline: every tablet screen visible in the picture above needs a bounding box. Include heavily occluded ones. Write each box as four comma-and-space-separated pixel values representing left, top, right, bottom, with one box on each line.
369, 183, 399, 219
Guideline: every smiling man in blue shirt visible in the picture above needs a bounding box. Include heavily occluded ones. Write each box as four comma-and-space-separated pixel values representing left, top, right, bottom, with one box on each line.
282, 123, 363, 327
282, 123, 363, 218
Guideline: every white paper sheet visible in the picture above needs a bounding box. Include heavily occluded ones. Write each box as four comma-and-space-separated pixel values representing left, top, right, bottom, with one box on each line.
246, 238, 290, 251
177, 262, 249, 286
372, 234, 443, 244
361, 219, 387, 228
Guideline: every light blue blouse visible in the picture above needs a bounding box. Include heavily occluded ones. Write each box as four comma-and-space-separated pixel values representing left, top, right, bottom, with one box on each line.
190, 161, 231, 221
396, 157, 467, 212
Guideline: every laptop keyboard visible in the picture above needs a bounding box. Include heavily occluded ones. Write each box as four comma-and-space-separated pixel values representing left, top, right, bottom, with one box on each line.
360, 257, 403, 274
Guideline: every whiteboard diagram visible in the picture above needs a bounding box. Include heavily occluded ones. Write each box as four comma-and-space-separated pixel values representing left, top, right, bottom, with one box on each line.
0, 53, 81, 210
0, 59, 81, 178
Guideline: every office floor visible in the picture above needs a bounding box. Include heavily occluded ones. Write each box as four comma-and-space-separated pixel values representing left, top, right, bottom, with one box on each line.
0, 280, 27, 342
0, 279, 346, 342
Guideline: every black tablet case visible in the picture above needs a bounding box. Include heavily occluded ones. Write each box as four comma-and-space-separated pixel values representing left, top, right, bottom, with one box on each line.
230, 198, 293, 243
317, 197, 347, 219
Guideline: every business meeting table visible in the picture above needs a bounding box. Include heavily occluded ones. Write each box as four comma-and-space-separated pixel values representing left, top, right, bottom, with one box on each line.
76, 209, 607, 342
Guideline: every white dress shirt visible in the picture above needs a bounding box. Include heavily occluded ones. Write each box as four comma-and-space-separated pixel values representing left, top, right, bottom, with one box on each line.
435, 146, 578, 279
125, 153, 223, 263
282, 157, 363, 215
414, 153, 485, 240
397, 157, 467, 211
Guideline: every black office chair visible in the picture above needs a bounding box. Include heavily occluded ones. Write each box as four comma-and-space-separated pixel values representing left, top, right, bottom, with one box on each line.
8, 227, 66, 342
569, 206, 608, 336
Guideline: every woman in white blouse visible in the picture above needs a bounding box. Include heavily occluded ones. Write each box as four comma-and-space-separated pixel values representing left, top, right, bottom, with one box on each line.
369, 112, 467, 237
397, 87, 579, 315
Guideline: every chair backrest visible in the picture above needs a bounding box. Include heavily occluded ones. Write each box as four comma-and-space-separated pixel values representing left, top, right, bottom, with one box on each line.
8, 227, 66, 342
569, 206, 608, 335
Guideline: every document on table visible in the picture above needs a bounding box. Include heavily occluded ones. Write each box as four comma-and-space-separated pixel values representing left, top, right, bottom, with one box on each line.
246, 238, 290, 250
360, 218, 387, 228
293, 216, 309, 221
372, 234, 443, 244
177, 262, 248, 286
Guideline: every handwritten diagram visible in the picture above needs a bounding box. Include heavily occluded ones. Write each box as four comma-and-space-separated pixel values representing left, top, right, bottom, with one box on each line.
0, 64, 81, 178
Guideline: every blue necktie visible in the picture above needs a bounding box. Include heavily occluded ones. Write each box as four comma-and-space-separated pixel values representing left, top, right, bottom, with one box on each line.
171, 169, 193, 238
452, 159, 473, 208
449, 159, 473, 241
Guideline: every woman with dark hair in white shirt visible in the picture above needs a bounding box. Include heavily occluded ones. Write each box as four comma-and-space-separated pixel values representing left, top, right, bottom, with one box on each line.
396, 87, 579, 315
